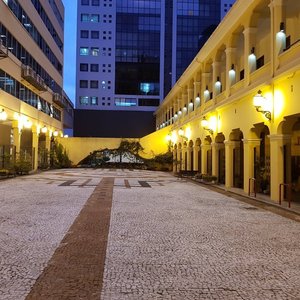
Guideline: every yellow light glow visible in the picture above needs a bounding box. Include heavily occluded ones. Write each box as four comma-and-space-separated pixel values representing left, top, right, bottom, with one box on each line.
209, 116, 218, 133
41, 126, 47, 133
0, 109, 7, 121
185, 127, 192, 140
178, 128, 184, 137
53, 130, 58, 137
171, 131, 177, 144
166, 134, 171, 142
273, 89, 285, 119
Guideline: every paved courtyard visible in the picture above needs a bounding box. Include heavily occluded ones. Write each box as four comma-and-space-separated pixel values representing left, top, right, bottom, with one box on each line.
0, 169, 299, 300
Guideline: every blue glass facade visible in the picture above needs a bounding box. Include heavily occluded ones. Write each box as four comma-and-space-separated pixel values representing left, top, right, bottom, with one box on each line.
176, 0, 221, 80
115, 0, 161, 96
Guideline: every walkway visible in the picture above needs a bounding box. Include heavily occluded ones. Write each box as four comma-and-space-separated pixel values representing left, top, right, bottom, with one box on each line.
0, 169, 299, 300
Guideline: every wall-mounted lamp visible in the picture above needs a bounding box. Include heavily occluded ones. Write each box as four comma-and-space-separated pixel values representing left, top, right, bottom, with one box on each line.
0, 109, 8, 121
215, 76, 222, 94
178, 128, 188, 140
253, 90, 271, 120
188, 99, 194, 112
182, 104, 187, 114
195, 93, 200, 102
23, 119, 32, 129
276, 22, 286, 54
204, 85, 210, 101
53, 130, 59, 137
201, 116, 213, 135
41, 125, 48, 133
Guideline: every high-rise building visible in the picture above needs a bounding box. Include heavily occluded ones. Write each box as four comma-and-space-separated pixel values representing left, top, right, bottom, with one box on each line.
75, 0, 231, 137
0, 0, 68, 171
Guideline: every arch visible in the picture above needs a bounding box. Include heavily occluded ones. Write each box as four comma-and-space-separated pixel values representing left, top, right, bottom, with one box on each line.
215, 133, 226, 184
229, 129, 244, 188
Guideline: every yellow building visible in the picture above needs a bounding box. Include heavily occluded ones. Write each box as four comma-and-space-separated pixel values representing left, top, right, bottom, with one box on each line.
155, 0, 300, 203
0, 0, 65, 170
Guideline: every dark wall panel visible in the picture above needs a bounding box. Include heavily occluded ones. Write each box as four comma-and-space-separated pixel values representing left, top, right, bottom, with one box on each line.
74, 109, 156, 138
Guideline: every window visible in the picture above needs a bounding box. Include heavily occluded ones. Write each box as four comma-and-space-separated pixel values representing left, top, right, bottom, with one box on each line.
91, 31, 99, 39
90, 64, 99, 72
91, 96, 98, 105
92, 0, 99, 5
81, 14, 89, 22
79, 96, 89, 105
91, 47, 99, 56
80, 63, 88, 71
114, 98, 137, 107
138, 98, 159, 106
81, 0, 89, 5
90, 14, 99, 22
80, 30, 89, 38
80, 47, 89, 55
80, 80, 88, 88
90, 80, 98, 88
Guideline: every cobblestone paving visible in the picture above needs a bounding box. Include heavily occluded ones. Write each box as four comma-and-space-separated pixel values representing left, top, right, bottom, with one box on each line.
0, 169, 100, 300
102, 173, 300, 300
1, 169, 300, 300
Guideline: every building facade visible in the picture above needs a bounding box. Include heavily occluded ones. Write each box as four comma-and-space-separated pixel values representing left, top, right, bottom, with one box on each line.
155, 0, 300, 204
0, 0, 66, 170
75, 0, 231, 137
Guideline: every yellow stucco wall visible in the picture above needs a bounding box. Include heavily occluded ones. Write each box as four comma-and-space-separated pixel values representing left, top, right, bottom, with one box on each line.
57, 127, 170, 165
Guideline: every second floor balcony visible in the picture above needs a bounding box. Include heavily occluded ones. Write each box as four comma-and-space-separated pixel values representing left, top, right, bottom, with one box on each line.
21, 65, 47, 91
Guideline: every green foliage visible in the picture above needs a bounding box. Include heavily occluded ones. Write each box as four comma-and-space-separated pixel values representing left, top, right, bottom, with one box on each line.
14, 155, 32, 175
50, 140, 72, 168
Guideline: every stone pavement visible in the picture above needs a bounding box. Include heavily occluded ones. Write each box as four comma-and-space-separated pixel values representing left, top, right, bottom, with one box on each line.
0, 169, 299, 300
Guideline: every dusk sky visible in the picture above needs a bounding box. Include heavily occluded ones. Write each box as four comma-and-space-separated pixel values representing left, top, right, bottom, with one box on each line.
62, 0, 77, 105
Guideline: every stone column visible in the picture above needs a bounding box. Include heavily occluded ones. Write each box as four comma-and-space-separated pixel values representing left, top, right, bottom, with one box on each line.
173, 147, 177, 172
193, 81, 201, 109
202, 73, 211, 102
212, 61, 221, 97
201, 144, 211, 174
243, 138, 261, 194
186, 144, 192, 171
187, 88, 194, 113
269, 134, 291, 202
270, 0, 286, 73
193, 145, 200, 172
12, 120, 21, 154
211, 142, 221, 178
225, 47, 237, 96
32, 126, 39, 171
224, 140, 236, 189
243, 27, 257, 85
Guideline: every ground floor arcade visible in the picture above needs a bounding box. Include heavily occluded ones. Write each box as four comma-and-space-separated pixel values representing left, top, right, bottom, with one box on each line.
172, 115, 300, 204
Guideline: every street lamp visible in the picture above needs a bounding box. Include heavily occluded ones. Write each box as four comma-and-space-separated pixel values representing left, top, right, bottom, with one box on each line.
201, 116, 213, 135
253, 90, 271, 120
0, 109, 7, 121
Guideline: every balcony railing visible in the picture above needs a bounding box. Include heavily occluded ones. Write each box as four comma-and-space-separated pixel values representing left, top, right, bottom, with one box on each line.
53, 93, 66, 108
0, 39, 8, 58
21, 64, 47, 91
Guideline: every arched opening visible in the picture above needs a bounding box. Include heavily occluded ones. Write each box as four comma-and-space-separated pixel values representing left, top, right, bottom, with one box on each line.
189, 140, 194, 171
215, 133, 225, 184
230, 129, 244, 188
204, 136, 212, 175
291, 120, 300, 202
195, 138, 201, 172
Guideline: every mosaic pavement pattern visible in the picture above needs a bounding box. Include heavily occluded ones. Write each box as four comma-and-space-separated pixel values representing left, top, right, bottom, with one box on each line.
0, 169, 299, 300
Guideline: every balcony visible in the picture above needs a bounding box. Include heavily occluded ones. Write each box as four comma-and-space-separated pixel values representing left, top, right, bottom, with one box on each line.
278, 40, 300, 73
21, 64, 47, 91
53, 93, 66, 108
0, 39, 8, 58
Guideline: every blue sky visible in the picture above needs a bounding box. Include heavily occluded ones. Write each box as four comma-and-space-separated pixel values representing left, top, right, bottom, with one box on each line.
62, 0, 77, 105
